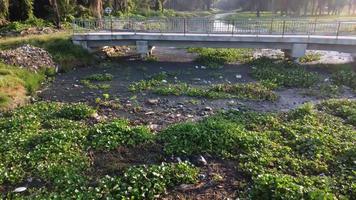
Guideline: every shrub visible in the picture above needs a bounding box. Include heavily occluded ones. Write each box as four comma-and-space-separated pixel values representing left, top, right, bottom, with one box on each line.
87, 119, 153, 150
250, 57, 320, 88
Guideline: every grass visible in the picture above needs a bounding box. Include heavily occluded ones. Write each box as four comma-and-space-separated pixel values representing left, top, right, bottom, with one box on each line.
0, 62, 47, 111
188, 48, 253, 68
250, 57, 321, 88
0, 32, 93, 72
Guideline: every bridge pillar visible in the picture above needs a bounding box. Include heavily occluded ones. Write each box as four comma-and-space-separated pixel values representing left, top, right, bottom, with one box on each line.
136, 41, 149, 58
72, 40, 98, 53
283, 44, 307, 60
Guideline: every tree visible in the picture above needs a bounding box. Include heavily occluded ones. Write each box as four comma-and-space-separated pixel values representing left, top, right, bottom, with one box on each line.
0, 0, 9, 20
9, 0, 33, 21
89, 0, 103, 18
49, 0, 61, 28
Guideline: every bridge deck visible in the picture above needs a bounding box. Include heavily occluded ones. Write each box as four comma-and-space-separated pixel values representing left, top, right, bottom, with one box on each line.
73, 32, 356, 53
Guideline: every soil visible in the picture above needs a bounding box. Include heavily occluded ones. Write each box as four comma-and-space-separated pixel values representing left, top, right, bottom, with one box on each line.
38, 47, 355, 199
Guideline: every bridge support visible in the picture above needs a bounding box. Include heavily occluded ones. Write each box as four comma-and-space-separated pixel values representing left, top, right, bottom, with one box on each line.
73, 40, 98, 53
283, 43, 307, 60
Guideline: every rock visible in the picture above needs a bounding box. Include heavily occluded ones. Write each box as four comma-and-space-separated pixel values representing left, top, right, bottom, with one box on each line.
201, 66, 207, 69
13, 187, 27, 193
146, 99, 159, 105
198, 174, 207, 180
148, 124, 159, 131
204, 106, 213, 111
178, 184, 195, 191
161, 80, 168, 83
192, 78, 201, 82
176, 157, 182, 163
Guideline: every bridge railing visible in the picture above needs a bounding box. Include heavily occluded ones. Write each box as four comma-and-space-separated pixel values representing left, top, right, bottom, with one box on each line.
72, 18, 356, 37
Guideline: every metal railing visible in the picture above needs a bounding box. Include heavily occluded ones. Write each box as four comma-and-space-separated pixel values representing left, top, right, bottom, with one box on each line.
72, 18, 356, 37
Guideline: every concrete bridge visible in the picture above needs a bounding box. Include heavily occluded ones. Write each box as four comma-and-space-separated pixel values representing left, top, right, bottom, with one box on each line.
72, 18, 356, 58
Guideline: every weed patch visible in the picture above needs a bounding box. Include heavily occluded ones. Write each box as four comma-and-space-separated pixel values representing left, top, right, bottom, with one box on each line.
331, 69, 356, 90
87, 119, 154, 150
299, 52, 322, 63
317, 99, 356, 126
250, 57, 320, 88
160, 103, 355, 199
153, 82, 278, 101
84, 73, 114, 81
188, 48, 252, 68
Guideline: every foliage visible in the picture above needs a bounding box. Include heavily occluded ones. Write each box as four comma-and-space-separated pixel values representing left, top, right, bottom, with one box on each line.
331, 69, 356, 90
87, 119, 153, 150
250, 174, 335, 200
129, 72, 168, 92
160, 103, 356, 199
317, 99, 356, 126
0, 17, 51, 33
153, 82, 278, 101
96, 162, 198, 199
84, 73, 114, 81
56, 103, 96, 120
188, 47, 253, 68
250, 57, 321, 88
299, 52, 322, 63
0, 102, 92, 187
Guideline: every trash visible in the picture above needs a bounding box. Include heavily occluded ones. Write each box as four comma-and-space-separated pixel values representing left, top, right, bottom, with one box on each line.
13, 187, 27, 193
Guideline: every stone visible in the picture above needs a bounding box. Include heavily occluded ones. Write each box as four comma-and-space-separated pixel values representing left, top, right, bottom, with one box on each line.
148, 124, 159, 131
147, 99, 159, 105
204, 107, 213, 111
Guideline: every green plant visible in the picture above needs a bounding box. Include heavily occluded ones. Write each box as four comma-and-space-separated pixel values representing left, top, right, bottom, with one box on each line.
299, 52, 322, 63
250, 57, 320, 88
129, 72, 168, 92
56, 103, 95, 120
188, 48, 252, 68
96, 162, 199, 199
84, 73, 114, 81
153, 82, 278, 101
331, 69, 356, 90
87, 119, 153, 150
317, 99, 356, 126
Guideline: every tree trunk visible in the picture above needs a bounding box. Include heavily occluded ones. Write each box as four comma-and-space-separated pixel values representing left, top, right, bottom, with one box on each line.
90, 0, 103, 19
49, 0, 61, 29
